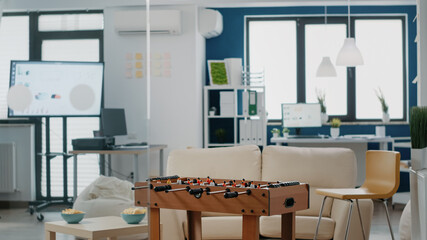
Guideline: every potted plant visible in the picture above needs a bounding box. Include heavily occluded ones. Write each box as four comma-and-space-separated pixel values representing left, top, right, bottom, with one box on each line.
282, 127, 290, 138
209, 106, 217, 116
330, 118, 341, 138
316, 89, 328, 124
214, 128, 227, 143
375, 88, 389, 123
271, 128, 280, 138
410, 106, 427, 170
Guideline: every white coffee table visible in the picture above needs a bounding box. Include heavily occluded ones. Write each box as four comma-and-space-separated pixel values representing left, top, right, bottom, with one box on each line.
45, 216, 150, 240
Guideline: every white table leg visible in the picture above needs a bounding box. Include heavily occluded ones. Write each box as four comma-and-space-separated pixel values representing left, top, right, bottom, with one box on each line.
133, 154, 139, 183
73, 154, 78, 201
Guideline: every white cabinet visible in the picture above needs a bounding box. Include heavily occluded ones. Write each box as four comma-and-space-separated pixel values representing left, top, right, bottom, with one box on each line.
203, 85, 266, 148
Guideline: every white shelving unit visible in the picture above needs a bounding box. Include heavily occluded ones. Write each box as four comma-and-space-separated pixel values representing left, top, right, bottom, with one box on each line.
203, 85, 266, 148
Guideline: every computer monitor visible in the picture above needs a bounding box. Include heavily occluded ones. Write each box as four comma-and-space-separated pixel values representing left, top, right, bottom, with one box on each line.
281, 103, 322, 128
101, 108, 127, 137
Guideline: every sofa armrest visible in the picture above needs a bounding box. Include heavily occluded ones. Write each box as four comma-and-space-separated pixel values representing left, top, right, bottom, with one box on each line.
160, 209, 187, 240
330, 199, 373, 240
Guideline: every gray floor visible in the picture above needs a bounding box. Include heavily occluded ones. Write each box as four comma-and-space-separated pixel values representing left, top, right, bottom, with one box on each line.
0, 201, 405, 240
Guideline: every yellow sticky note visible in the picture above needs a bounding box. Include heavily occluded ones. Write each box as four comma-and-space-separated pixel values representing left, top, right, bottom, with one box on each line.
152, 53, 162, 60
135, 70, 143, 78
153, 61, 162, 69
135, 53, 143, 60
135, 62, 143, 69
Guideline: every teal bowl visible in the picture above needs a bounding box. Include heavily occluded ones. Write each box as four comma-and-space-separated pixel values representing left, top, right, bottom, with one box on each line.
121, 213, 145, 224
61, 213, 85, 224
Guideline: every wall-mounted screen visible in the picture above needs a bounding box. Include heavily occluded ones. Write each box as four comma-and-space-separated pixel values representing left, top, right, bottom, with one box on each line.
8, 60, 104, 117
281, 103, 321, 128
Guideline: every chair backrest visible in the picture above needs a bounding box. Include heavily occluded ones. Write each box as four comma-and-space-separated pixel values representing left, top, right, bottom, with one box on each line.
362, 150, 401, 199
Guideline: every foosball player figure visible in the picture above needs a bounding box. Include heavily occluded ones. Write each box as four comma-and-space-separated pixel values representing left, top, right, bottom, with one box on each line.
166, 179, 172, 184
177, 178, 182, 184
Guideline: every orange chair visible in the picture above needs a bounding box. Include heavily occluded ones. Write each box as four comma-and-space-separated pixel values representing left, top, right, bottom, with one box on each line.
314, 150, 400, 240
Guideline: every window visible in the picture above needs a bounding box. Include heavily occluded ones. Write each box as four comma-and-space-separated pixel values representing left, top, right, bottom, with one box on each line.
36, 12, 104, 198
247, 16, 406, 122
0, 11, 104, 200
0, 15, 29, 119
248, 20, 297, 119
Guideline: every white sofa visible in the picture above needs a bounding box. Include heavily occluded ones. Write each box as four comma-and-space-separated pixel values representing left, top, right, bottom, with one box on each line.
160, 145, 374, 240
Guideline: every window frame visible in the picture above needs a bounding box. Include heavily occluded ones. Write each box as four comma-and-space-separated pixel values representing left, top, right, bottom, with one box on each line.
245, 15, 407, 123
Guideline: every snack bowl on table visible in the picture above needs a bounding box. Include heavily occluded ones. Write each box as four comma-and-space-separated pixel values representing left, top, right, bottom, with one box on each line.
121, 208, 146, 224
61, 209, 85, 224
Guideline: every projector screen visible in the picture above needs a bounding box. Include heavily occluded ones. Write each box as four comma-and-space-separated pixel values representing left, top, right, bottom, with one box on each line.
281, 103, 321, 128
8, 61, 104, 117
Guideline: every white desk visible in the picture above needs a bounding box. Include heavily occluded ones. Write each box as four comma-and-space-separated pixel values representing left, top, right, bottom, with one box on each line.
70, 144, 167, 200
271, 136, 394, 186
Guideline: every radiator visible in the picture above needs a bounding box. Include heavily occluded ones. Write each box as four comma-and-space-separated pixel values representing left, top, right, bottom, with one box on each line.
0, 142, 16, 193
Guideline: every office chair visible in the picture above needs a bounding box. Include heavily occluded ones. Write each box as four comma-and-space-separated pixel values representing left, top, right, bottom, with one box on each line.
314, 150, 400, 240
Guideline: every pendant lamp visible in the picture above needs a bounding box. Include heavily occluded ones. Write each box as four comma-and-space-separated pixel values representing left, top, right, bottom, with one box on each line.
316, 6, 337, 77
336, 0, 363, 66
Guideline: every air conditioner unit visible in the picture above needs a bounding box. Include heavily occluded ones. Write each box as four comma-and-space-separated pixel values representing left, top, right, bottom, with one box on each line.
114, 10, 181, 35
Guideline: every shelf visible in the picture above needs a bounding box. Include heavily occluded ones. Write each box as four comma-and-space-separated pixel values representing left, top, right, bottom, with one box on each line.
204, 85, 264, 90
207, 143, 236, 147
207, 115, 235, 118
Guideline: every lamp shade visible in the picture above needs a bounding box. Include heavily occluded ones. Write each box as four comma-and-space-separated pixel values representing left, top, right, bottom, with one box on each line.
316, 56, 337, 77
336, 38, 364, 66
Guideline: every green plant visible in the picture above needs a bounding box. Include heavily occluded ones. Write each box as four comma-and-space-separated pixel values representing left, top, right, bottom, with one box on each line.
375, 88, 389, 113
282, 127, 290, 133
271, 128, 280, 134
330, 118, 341, 128
214, 128, 227, 143
209, 61, 228, 85
410, 106, 427, 149
316, 89, 327, 113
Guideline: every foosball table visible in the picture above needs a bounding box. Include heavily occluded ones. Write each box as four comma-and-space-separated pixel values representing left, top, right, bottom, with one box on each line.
133, 176, 309, 240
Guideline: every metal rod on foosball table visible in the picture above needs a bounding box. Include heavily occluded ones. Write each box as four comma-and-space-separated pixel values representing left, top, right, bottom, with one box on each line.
224, 189, 252, 199
165, 186, 190, 193
207, 188, 230, 195
131, 184, 153, 190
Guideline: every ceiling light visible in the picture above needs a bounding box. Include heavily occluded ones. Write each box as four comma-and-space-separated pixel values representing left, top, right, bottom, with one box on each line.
336, 0, 364, 66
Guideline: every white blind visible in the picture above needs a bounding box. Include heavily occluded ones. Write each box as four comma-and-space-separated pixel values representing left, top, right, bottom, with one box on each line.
0, 16, 29, 119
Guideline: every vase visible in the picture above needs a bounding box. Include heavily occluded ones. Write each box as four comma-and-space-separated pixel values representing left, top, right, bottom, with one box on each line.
382, 112, 390, 123
330, 128, 339, 138
321, 113, 328, 124
411, 147, 427, 171
272, 133, 279, 138
283, 132, 289, 138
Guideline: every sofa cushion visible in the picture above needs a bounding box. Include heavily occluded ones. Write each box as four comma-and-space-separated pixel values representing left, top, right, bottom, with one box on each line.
260, 215, 335, 240
184, 216, 243, 239
261, 146, 357, 217
167, 145, 262, 180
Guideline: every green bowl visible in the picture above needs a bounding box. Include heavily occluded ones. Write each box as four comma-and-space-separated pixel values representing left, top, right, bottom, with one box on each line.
61, 213, 85, 224
121, 213, 145, 224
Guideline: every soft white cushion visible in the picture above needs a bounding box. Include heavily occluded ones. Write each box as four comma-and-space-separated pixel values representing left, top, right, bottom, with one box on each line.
400, 200, 411, 240
167, 145, 262, 180
260, 215, 335, 240
73, 176, 134, 218
261, 146, 356, 217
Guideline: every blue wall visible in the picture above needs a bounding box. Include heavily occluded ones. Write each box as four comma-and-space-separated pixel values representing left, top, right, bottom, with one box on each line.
206, 5, 417, 191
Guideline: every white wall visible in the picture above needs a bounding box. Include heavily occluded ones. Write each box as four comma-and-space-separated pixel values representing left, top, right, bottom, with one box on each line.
0, 124, 35, 201
103, 5, 204, 179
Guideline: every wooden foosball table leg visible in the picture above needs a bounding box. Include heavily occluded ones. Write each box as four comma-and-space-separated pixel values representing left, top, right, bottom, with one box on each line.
150, 208, 161, 240
242, 215, 260, 240
187, 210, 202, 240
281, 212, 296, 240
